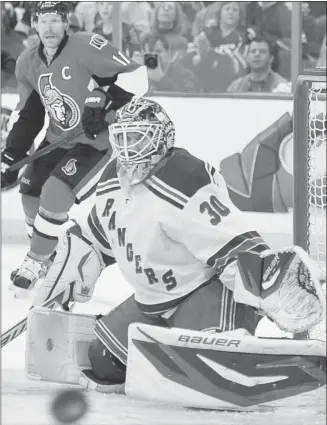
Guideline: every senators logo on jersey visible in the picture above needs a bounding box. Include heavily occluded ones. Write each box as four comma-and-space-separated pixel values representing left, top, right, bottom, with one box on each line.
61, 158, 77, 176
38, 73, 80, 131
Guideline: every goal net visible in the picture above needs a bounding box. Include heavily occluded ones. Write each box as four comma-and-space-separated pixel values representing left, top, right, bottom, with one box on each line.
308, 91, 326, 275
294, 68, 326, 340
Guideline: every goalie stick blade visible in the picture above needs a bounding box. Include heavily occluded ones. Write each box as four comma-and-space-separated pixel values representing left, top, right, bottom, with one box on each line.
1, 290, 65, 349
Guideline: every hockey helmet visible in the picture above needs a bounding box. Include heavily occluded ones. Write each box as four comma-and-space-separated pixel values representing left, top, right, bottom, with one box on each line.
32, 1, 70, 22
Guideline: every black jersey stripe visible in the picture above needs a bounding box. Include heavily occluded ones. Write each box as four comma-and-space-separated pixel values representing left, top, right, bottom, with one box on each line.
145, 182, 184, 210
78, 184, 97, 203
204, 161, 216, 185
209, 240, 269, 270
214, 231, 266, 260
33, 226, 58, 241
146, 176, 188, 208
97, 158, 118, 185
87, 207, 112, 251
96, 185, 120, 196
150, 176, 189, 203
100, 252, 116, 267
207, 231, 269, 269
90, 205, 107, 238
210, 241, 269, 271
87, 214, 112, 252
97, 178, 120, 188
38, 211, 66, 226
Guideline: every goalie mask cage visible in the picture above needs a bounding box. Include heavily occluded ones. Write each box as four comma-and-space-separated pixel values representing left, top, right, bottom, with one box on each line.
293, 68, 326, 279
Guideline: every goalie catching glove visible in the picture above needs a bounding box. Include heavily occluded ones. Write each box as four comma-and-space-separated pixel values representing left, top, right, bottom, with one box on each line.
235, 246, 326, 335
33, 220, 104, 309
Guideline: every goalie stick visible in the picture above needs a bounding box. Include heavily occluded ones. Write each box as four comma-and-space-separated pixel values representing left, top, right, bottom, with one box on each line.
6, 131, 85, 172
1, 289, 67, 348
6, 114, 112, 173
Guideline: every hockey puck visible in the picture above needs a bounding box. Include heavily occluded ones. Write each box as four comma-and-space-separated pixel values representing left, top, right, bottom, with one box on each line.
46, 338, 54, 351
50, 389, 88, 424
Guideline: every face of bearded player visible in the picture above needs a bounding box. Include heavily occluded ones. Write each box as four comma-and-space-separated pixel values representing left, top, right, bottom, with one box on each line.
35, 12, 68, 49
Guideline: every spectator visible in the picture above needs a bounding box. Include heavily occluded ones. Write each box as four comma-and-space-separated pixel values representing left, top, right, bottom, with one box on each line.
1, 50, 16, 88
227, 35, 288, 93
1, 2, 25, 89
183, 2, 248, 93
195, 1, 248, 74
316, 33, 326, 67
2, 1, 17, 29
121, 1, 152, 36
246, 2, 291, 45
140, 33, 201, 92
184, 46, 243, 92
179, 1, 205, 41
301, 3, 327, 66
192, 1, 222, 38
246, 1, 293, 79
202, 1, 246, 48
74, 1, 98, 32
147, 2, 189, 55
67, 11, 81, 34
92, 1, 140, 55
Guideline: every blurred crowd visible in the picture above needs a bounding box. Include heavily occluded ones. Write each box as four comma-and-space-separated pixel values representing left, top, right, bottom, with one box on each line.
1, 1, 327, 94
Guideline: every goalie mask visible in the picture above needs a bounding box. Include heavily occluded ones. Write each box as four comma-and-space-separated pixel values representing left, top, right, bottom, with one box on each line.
109, 98, 175, 184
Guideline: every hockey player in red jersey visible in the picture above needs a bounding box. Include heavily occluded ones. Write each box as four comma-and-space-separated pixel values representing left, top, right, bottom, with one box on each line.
30, 98, 326, 403
1, 2, 148, 293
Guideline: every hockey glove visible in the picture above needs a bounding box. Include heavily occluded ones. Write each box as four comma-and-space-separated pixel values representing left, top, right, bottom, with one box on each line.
235, 246, 326, 335
82, 88, 114, 140
1, 148, 26, 189
33, 220, 104, 310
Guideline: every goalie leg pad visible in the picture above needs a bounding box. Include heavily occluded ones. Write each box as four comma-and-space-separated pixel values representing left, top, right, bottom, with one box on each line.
126, 323, 326, 411
25, 307, 96, 384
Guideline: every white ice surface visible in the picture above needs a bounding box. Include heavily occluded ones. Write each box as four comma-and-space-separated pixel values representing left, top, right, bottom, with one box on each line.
2, 244, 325, 425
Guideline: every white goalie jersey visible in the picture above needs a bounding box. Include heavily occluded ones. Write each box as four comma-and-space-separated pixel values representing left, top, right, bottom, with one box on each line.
85, 148, 269, 314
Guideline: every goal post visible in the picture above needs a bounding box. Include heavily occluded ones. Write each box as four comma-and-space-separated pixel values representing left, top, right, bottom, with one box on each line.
293, 68, 326, 273
293, 68, 326, 341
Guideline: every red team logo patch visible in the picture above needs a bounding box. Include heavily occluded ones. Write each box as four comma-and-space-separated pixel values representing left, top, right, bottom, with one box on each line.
38, 73, 80, 131
62, 159, 77, 176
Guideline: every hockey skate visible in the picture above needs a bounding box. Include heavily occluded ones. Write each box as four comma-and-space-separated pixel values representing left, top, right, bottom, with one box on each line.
79, 369, 125, 394
10, 254, 52, 298
10, 250, 56, 283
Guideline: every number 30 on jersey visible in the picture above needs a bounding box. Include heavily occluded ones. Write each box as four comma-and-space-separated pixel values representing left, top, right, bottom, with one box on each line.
200, 195, 230, 225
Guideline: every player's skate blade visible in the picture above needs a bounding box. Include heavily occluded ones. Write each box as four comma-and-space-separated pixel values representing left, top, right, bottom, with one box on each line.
79, 370, 125, 394
11, 255, 51, 299
8, 269, 29, 298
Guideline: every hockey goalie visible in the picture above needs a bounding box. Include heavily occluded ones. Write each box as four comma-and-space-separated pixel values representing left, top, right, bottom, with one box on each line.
24, 98, 326, 411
